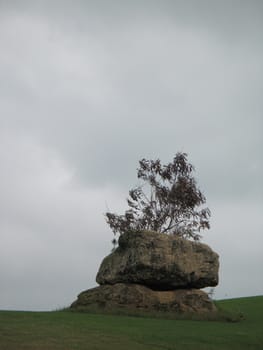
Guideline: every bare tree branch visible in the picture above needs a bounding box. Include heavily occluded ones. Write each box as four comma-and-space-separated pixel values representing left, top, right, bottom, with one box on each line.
105, 152, 211, 241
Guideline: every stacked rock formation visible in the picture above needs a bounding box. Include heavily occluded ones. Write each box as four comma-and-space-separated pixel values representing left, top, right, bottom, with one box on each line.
71, 230, 219, 314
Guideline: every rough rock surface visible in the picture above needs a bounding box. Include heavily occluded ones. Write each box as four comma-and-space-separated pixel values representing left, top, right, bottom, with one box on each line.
71, 283, 217, 314
96, 231, 219, 290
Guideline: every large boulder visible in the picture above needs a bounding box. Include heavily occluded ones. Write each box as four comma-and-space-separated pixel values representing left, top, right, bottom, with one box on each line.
96, 231, 219, 289
71, 283, 217, 314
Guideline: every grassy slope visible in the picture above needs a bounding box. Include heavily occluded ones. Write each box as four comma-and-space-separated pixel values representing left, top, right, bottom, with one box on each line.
0, 296, 262, 350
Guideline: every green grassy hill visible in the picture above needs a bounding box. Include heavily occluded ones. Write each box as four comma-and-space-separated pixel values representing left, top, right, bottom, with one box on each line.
0, 295, 262, 349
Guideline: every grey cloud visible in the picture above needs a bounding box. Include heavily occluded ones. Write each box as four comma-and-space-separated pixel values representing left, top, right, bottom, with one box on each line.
204, 199, 263, 299
0, 130, 120, 310
2, 0, 263, 41
1, 7, 262, 197
0, 1, 262, 310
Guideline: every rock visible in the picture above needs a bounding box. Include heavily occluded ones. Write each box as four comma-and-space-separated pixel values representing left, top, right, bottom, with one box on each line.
71, 283, 217, 314
96, 231, 219, 289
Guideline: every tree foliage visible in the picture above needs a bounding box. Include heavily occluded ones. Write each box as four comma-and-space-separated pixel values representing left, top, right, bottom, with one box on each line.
106, 153, 210, 242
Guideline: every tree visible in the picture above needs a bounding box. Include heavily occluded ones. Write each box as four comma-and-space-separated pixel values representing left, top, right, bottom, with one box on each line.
106, 152, 210, 243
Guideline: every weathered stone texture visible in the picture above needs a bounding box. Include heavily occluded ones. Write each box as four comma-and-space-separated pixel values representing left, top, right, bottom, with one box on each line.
96, 231, 219, 290
71, 283, 217, 314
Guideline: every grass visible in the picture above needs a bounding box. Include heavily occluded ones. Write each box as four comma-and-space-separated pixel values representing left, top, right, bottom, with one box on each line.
0, 295, 262, 349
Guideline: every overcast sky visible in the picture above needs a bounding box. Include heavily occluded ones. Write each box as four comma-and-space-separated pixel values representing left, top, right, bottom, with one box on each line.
0, 0, 262, 311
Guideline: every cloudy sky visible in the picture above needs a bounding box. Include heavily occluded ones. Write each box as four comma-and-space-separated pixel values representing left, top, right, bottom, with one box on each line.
0, 0, 262, 311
